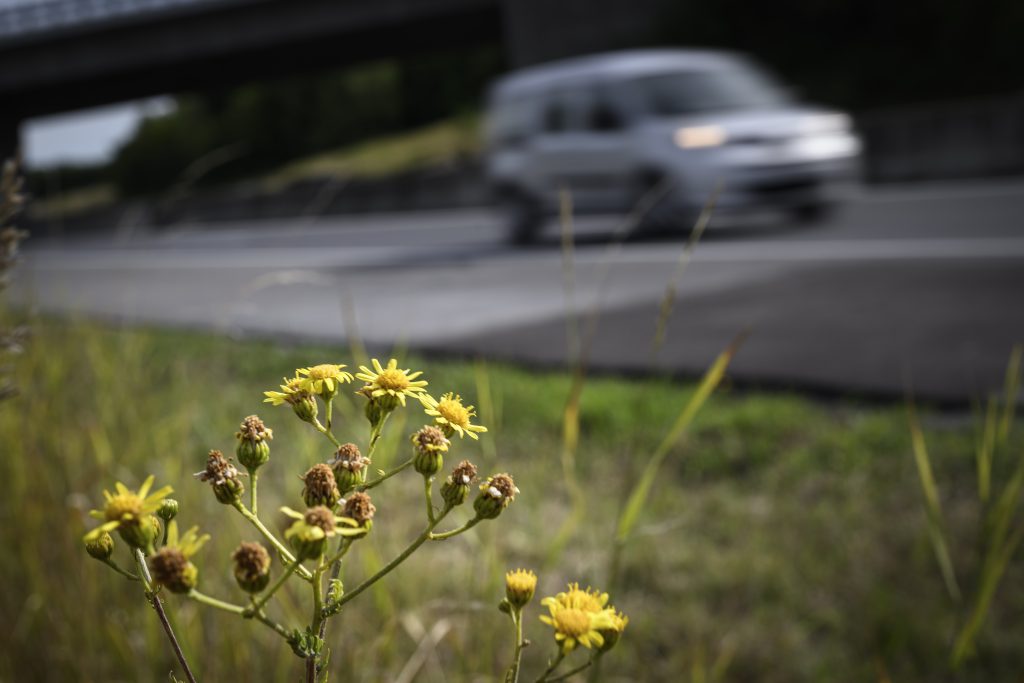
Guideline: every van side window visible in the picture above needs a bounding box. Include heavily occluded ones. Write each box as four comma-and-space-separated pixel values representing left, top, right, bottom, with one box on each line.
587, 100, 623, 131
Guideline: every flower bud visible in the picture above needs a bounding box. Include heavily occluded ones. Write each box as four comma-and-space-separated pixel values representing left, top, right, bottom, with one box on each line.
158, 498, 179, 523
85, 531, 115, 561
149, 547, 198, 594
473, 473, 518, 520
412, 425, 449, 477
236, 415, 273, 471
292, 393, 318, 423
232, 542, 272, 593
440, 460, 477, 508
286, 507, 336, 560
302, 464, 341, 508
195, 450, 245, 504
597, 609, 629, 652
330, 443, 369, 493
119, 514, 162, 551
505, 568, 537, 609
341, 492, 375, 534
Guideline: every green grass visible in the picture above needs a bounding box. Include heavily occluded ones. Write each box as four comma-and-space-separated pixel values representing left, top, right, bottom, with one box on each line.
262, 115, 480, 191
2, 320, 1023, 682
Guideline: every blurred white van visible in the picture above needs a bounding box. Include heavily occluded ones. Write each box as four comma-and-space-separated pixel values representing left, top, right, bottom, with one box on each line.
485, 49, 861, 243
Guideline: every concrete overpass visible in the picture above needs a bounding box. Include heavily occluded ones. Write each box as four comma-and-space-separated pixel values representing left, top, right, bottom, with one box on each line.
0, 0, 668, 157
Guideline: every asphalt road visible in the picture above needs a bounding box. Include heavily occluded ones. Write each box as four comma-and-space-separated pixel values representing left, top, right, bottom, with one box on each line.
14, 178, 1024, 402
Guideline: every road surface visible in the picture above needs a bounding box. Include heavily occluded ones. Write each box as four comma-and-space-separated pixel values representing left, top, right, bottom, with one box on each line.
14, 178, 1024, 402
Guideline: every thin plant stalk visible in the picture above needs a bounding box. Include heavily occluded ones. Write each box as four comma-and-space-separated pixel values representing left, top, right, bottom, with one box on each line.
133, 549, 198, 683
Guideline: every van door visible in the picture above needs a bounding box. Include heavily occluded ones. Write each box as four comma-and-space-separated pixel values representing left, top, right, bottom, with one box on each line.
529, 84, 635, 214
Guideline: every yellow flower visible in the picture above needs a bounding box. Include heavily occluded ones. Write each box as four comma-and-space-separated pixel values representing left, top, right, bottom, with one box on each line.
355, 358, 428, 407
505, 568, 538, 608
420, 392, 487, 439
263, 376, 308, 406
539, 582, 618, 653
84, 475, 173, 544
597, 608, 629, 652
296, 364, 354, 399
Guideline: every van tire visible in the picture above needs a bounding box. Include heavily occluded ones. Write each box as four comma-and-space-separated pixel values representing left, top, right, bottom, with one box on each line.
500, 191, 544, 245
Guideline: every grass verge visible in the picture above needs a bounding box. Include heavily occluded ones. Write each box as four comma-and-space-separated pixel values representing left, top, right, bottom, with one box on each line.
1, 320, 1022, 682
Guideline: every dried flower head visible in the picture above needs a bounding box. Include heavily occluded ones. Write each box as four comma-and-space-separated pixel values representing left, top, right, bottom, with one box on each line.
236, 415, 273, 470
232, 541, 272, 593
84, 475, 173, 550
296, 364, 354, 401
195, 450, 245, 504
420, 392, 487, 440
440, 460, 478, 507
341, 491, 376, 529
148, 522, 209, 594
302, 463, 341, 508
412, 425, 449, 477
355, 358, 428, 409
473, 473, 518, 520
330, 443, 370, 492
282, 506, 365, 560
505, 568, 537, 609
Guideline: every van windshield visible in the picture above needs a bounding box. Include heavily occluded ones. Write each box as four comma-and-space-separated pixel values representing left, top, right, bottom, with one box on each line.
624, 65, 791, 116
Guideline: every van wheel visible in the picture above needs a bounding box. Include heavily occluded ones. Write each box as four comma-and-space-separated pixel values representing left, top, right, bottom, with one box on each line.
500, 192, 543, 245
634, 172, 695, 235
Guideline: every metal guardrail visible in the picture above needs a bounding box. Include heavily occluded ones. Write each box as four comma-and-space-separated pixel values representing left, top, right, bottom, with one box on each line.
0, 0, 237, 40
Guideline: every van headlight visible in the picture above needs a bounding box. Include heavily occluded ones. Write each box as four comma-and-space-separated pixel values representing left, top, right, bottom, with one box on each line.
674, 125, 727, 149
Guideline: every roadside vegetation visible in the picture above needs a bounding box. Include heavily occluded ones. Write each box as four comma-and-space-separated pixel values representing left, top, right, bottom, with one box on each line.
2, 319, 1022, 681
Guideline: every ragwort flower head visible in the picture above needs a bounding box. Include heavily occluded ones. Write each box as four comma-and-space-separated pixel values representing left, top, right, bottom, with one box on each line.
148, 521, 209, 594
420, 392, 487, 440
302, 463, 341, 508
264, 377, 318, 422
296, 363, 354, 401
195, 450, 245, 504
473, 472, 518, 520
597, 607, 629, 652
539, 583, 619, 654
356, 358, 428, 411
505, 568, 537, 609
412, 425, 449, 477
440, 459, 477, 507
232, 541, 272, 593
235, 414, 273, 470
341, 491, 376, 533
84, 475, 172, 550
282, 506, 365, 560
330, 442, 370, 492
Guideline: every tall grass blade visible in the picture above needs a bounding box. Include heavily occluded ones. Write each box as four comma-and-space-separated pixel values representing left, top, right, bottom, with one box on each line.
907, 402, 961, 602
976, 396, 997, 504
615, 334, 742, 544
998, 344, 1022, 444
652, 182, 721, 357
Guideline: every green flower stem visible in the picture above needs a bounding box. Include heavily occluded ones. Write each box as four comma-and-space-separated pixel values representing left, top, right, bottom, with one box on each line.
429, 517, 481, 541
312, 417, 341, 448
333, 505, 452, 611
324, 538, 353, 569
547, 659, 596, 682
248, 560, 300, 614
250, 469, 260, 516
506, 608, 525, 683
232, 500, 313, 581
102, 558, 140, 581
424, 476, 436, 523
187, 591, 292, 640
367, 416, 389, 456
161, 522, 169, 547
325, 397, 334, 431
306, 559, 327, 683
362, 458, 413, 491
187, 589, 245, 614
133, 549, 198, 683
533, 650, 565, 683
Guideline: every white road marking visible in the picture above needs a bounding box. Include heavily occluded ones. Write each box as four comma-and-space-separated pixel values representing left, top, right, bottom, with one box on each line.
23, 236, 1024, 272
